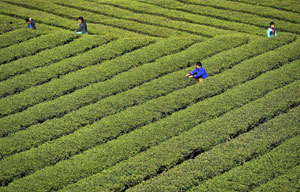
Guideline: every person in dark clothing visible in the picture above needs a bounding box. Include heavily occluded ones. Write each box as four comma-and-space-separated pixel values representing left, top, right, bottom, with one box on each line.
76, 16, 88, 34
186, 62, 208, 82
267, 22, 276, 37
25, 18, 36, 30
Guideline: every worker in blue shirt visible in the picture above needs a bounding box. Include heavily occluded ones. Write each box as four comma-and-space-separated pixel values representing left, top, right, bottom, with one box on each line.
186, 62, 208, 82
267, 22, 276, 37
25, 18, 36, 30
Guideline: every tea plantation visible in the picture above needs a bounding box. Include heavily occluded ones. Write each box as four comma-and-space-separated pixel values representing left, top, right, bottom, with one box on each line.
0, 0, 299, 191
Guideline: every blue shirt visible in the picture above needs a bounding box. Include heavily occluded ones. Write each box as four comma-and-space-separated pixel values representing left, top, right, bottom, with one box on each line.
190, 67, 208, 79
267, 27, 276, 37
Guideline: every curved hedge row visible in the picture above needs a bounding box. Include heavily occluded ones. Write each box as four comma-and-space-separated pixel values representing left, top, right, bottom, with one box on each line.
179, 0, 300, 24
1, 53, 299, 191
0, 37, 155, 117
0, 1, 195, 38
0, 32, 77, 65
0, 28, 44, 49
0, 35, 115, 81
51, 74, 300, 192
0, 35, 238, 137
228, 0, 300, 14
84, 0, 265, 36
58, 64, 300, 192
137, 0, 300, 34
1, 35, 291, 160
190, 120, 300, 191
0, 15, 24, 33
0, 36, 201, 137
129, 111, 300, 192
1, 0, 298, 191
45, 0, 235, 38
0, 35, 249, 185
252, 165, 300, 192
0, 1, 151, 38
0, 36, 134, 97
0, 23, 65, 49
3, 0, 215, 38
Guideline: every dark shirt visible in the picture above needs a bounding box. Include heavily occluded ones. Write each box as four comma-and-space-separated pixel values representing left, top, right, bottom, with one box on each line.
76, 22, 88, 34
28, 20, 36, 30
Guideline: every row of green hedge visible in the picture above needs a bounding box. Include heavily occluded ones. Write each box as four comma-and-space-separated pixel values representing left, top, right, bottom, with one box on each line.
1, 50, 299, 190
45, 0, 235, 38
4, 0, 213, 38
179, 0, 300, 24
0, 1, 153, 38
252, 164, 300, 192
0, 22, 67, 49
137, 0, 300, 34
0, 35, 248, 184
0, 36, 199, 136
0, 35, 233, 137
228, 0, 300, 14
128, 105, 300, 192
190, 110, 300, 191
0, 36, 152, 98
0, 32, 77, 65
84, 0, 265, 36
0, 37, 155, 116
0, 28, 44, 49
0, 35, 293, 159
23, 68, 300, 192
0, 0, 196, 38
57, 63, 299, 192
0, 15, 24, 33
0, 34, 115, 81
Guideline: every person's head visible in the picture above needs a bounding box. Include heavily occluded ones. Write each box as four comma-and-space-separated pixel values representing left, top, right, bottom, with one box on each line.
196, 61, 202, 69
25, 18, 31, 24
270, 22, 275, 29
78, 17, 84, 23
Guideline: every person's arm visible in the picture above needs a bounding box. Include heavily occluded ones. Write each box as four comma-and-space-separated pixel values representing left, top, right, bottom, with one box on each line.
190, 69, 198, 75
186, 68, 197, 77
193, 70, 204, 78
76, 23, 84, 32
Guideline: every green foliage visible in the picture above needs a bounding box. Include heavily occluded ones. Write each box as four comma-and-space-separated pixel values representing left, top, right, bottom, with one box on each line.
180, 0, 300, 24
228, 0, 300, 13
85, 0, 266, 36
0, 35, 292, 161
60, 82, 300, 192
0, 36, 198, 136
0, 15, 24, 33
44, 0, 232, 38
2, 53, 299, 192
137, 0, 300, 34
0, 0, 299, 191
252, 165, 300, 192
129, 100, 300, 192
0, 34, 114, 81
0, 1, 189, 38
191, 113, 300, 191
0, 35, 239, 136
0, 37, 155, 117
0, 28, 44, 49
0, 32, 77, 64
